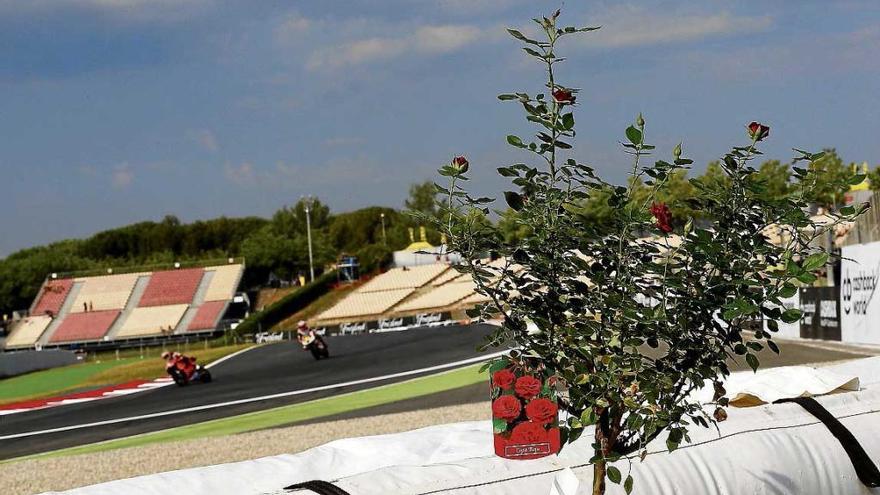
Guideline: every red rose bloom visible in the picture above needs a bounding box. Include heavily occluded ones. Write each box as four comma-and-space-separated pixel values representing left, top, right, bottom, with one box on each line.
451, 155, 469, 173
509, 421, 548, 444
552, 88, 574, 105
514, 375, 542, 399
492, 368, 516, 390
491, 395, 522, 422
525, 398, 558, 425
650, 202, 673, 233
747, 121, 770, 142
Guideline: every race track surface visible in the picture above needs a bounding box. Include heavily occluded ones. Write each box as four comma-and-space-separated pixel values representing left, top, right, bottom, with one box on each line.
0, 324, 873, 460
0, 324, 497, 459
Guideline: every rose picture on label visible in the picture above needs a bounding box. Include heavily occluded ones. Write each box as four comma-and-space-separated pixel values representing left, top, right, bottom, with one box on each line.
488, 357, 560, 460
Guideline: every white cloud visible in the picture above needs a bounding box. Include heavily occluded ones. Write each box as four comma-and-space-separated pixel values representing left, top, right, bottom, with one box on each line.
224, 162, 255, 185
306, 24, 484, 71
414, 25, 482, 53
693, 23, 880, 81
274, 12, 312, 43
188, 129, 219, 152
577, 8, 772, 49
0, 0, 212, 23
111, 163, 133, 189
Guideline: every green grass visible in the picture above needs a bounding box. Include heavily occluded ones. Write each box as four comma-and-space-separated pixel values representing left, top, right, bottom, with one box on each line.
0, 344, 252, 406
0, 359, 135, 404
8, 363, 488, 462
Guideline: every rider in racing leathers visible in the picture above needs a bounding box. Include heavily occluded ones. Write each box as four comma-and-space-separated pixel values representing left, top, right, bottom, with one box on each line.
162, 351, 197, 378
296, 320, 325, 347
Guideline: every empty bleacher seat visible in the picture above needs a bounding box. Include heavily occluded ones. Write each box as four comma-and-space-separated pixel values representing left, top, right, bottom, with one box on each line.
430, 269, 469, 286
50, 311, 120, 343
357, 264, 450, 292
71, 273, 142, 313
4, 316, 53, 348
203, 265, 243, 302
116, 304, 189, 338
32, 279, 74, 316
395, 281, 479, 313
187, 301, 227, 331
317, 288, 414, 321
139, 268, 204, 307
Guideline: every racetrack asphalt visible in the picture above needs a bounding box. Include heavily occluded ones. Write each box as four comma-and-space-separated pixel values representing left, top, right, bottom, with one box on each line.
0, 324, 874, 460
0, 324, 498, 460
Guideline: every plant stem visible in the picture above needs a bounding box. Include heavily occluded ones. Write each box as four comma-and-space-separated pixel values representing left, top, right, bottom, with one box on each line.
593, 459, 607, 495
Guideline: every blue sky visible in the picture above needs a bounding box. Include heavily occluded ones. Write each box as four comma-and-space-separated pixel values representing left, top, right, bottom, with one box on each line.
1, 0, 878, 257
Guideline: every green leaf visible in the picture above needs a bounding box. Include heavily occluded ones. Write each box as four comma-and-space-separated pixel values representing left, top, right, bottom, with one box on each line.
797, 272, 817, 284
848, 174, 867, 186
504, 191, 524, 211
777, 285, 797, 298
802, 253, 829, 272
497, 94, 519, 101
493, 418, 508, 434
562, 113, 575, 130
767, 340, 780, 354
781, 308, 802, 323
607, 466, 622, 484
624, 475, 634, 494
625, 125, 642, 145
746, 353, 759, 372
497, 166, 519, 177
506, 29, 540, 45
840, 205, 856, 216
507, 135, 525, 148
581, 408, 599, 425
522, 47, 544, 59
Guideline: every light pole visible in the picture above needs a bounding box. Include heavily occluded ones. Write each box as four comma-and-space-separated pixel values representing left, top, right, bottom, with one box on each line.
380, 212, 387, 246
302, 196, 315, 282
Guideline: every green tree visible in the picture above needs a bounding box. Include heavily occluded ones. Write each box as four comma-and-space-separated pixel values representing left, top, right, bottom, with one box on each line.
751, 160, 791, 200
404, 181, 439, 218
808, 148, 851, 207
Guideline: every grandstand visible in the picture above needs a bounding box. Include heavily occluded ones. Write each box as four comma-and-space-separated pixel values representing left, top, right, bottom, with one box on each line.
313, 261, 503, 329
2, 262, 245, 350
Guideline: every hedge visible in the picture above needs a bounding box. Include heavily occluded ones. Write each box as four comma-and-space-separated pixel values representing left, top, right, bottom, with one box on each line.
235, 270, 337, 335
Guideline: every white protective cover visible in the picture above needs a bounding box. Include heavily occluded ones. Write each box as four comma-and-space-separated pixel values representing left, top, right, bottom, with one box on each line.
48, 357, 880, 495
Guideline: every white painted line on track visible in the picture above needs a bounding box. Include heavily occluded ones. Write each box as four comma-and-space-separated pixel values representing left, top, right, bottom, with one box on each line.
205, 345, 259, 369
0, 350, 507, 441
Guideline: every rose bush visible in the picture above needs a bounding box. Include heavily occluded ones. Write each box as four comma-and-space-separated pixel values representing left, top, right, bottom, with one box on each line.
428, 9, 866, 495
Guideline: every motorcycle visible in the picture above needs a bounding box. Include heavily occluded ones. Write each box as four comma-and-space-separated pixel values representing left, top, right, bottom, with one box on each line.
300, 333, 329, 360
167, 357, 212, 386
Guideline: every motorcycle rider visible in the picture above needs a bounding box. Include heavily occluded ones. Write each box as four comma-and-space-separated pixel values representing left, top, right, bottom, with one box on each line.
296, 320, 325, 348
161, 351, 176, 370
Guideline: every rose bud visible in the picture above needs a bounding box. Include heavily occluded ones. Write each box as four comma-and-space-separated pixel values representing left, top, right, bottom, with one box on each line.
451, 155, 469, 174
552, 88, 575, 105
713, 407, 728, 422
747, 121, 770, 142
649, 202, 673, 234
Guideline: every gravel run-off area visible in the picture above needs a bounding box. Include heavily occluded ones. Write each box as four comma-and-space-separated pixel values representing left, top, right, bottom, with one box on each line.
2, 401, 489, 495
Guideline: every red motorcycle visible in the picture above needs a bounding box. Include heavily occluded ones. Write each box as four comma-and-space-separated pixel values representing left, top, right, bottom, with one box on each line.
166, 356, 212, 386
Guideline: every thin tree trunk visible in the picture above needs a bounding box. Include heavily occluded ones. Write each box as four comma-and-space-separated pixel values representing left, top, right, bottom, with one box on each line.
592, 459, 606, 495
593, 423, 607, 495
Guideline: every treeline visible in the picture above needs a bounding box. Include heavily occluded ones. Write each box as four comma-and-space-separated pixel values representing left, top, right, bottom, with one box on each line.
1, 149, 875, 316
0, 184, 442, 316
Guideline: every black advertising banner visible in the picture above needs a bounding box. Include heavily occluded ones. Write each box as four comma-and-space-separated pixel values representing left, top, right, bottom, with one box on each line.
799, 287, 841, 341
